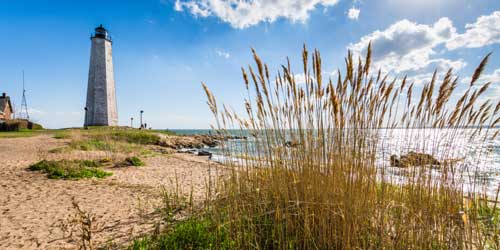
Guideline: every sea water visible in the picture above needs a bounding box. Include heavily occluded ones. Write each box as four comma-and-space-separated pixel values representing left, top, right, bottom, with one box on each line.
170, 128, 500, 198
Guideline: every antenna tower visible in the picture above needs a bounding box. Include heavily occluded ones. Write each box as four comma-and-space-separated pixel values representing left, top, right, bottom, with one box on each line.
20, 70, 29, 120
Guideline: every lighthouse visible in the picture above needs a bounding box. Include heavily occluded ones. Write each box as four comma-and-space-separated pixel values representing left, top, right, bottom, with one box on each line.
84, 25, 118, 126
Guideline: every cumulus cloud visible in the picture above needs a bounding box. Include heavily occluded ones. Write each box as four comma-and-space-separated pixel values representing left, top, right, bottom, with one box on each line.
447, 11, 500, 50
174, 0, 339, 29
461, 69, 500, 98
476, 69, 500, 84
174, 0, 210, 17
215, 49, 230, 59
347, 7, 360, 20
349, 17, 462, 74
349, 11, 500, 78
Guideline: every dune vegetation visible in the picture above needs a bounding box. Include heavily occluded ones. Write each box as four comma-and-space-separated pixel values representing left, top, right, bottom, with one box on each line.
133, 45, 500, 249
28, 159, 112, 180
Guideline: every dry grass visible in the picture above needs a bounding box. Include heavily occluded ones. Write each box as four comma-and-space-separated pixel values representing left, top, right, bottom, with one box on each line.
200, 45, 500, 249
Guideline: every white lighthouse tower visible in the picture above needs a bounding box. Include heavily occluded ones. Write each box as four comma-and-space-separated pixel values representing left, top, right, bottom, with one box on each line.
84, 25, 118, 126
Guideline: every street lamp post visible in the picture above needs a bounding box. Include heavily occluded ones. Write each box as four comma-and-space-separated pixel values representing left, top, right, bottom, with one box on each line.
140, 110, 144, 129
84, 107, 88, 129
130, 117, 134, 128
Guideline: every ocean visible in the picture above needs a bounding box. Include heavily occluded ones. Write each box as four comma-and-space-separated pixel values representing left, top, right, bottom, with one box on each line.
170, 128, 500, 197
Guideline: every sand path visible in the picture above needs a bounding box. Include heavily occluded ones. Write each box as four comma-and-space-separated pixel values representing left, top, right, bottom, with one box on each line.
0, 134, 221, 249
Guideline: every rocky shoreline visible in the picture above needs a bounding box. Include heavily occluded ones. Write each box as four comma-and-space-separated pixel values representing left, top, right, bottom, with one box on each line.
157, 134, 246, 149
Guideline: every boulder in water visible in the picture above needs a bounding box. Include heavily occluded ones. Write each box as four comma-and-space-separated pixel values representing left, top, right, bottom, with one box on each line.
197, 150, 212, 157
390, 151, 441, 168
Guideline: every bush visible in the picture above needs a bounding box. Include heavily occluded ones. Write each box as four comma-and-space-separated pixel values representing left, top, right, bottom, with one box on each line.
125, 156, 145, 167
131, 217, 231, 250
70, 139, 113, 151
110, 131, 161, 145
0, 119, 43, 131
28, 160, 112, 180
53, 130, 71, 139
86, 130, 161, 145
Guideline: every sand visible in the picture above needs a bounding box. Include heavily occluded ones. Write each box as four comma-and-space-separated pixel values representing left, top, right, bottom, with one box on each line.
0, 134, 223, 249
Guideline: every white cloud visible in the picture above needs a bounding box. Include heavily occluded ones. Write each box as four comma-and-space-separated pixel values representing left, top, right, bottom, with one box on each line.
407, 72, 436, 86
215, 49, 230, 59
349, 18, 464, 74
461, 69, 500, 98
174, 0, 339, 29
476, 69, 500, 84
347, 7, 360, 20
292, 71, 337, 85
175, 0, 211, 17
294, 73, 307, 84
348, 11, 500, 77
447, 11, 500, 50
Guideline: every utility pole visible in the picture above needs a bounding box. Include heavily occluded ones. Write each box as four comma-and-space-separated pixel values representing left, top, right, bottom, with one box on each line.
140, 110, 144, 129
84, 107, 88, 129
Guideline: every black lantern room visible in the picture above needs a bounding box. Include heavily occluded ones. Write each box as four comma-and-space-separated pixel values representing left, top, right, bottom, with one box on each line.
92, 24, 111, 41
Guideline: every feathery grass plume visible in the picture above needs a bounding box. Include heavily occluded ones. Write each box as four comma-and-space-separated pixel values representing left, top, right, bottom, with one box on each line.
363, 41, 372, 76
495, 100, 500, 114
201, 46, 499, 250
470, 52, 492, 86
434, 69, 453, 115
201, 82, 217, 115
241, 67, 249, 90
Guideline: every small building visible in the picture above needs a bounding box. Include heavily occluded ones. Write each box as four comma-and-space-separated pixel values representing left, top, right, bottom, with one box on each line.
0, 92, 13, 121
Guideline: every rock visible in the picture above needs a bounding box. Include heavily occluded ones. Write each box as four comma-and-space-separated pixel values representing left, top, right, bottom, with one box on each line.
197, 150, 212, 157
390, 151, 441, 168
390, 155, 401, 167
157, 133, 247, 150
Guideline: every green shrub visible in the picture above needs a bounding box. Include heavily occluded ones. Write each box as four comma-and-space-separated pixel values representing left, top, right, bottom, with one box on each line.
130, 217, 231, 250
70, 139, 113, 151
28, 160, 112, 180
125, 156, 145, 167
53, 131, 71, 139
109, 131, 161, 145
0, 119, 43, 131
0, 130, 35, 138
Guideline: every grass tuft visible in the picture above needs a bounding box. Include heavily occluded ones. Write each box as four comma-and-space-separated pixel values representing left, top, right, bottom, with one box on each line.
28, 160, 112, 180
131, 217, 231, 250
125, 156, 145, 167
53, 130, 72, 139
70, 139, 113, 151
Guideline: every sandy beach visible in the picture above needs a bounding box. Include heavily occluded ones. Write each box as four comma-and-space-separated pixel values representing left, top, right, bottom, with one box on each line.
0, 134, 222, 249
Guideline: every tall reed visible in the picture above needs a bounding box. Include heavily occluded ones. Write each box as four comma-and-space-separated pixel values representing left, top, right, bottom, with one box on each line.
203, 45, 500, 249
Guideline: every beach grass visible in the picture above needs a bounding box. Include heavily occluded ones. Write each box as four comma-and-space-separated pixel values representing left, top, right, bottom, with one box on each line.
130, 217, 231, 250
47, 128, 165, 155
186, 46, 500, 249
28, 159, 112, 180
53, 130, 72, 139
0, 129, 47, 138
125, 156, 145, 166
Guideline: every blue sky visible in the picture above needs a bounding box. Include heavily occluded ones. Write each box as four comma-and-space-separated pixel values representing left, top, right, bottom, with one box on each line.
0, 0, 499, 129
